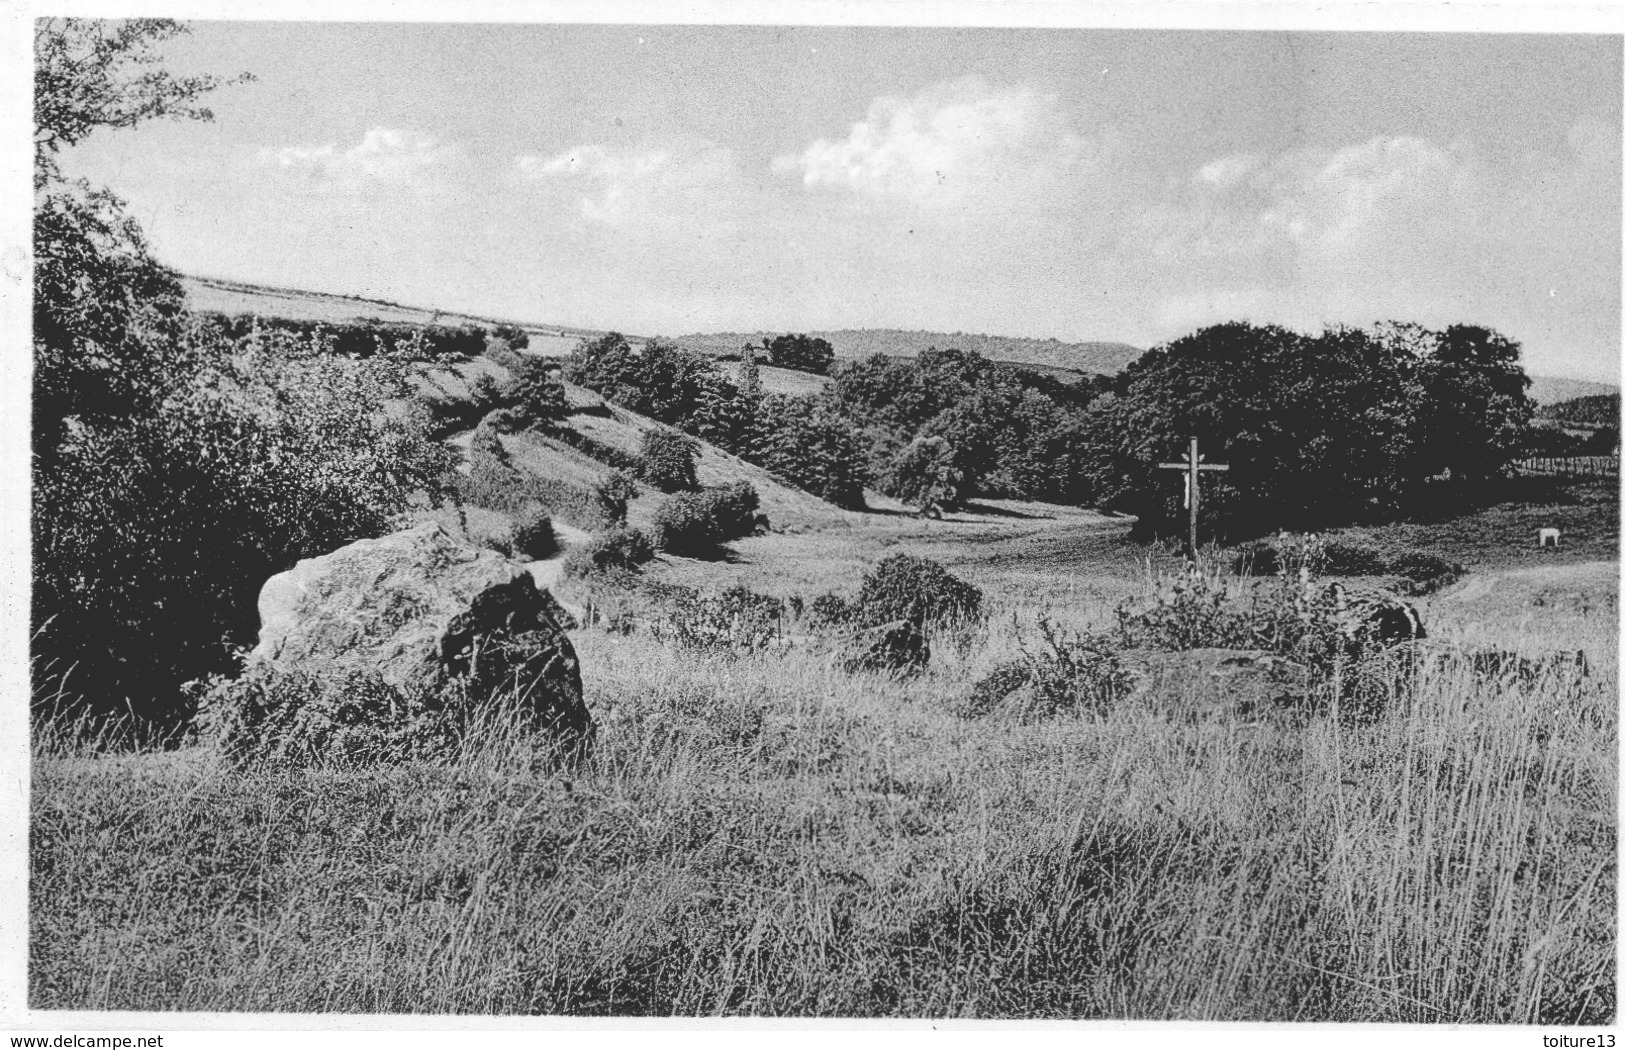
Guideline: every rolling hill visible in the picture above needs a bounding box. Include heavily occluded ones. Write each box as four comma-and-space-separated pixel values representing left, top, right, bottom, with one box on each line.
671, 328, 1142, 376
180, 273, 1613, 401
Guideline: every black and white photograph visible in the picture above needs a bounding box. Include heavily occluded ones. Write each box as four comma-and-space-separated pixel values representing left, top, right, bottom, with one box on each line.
10, 1, 1621, 1033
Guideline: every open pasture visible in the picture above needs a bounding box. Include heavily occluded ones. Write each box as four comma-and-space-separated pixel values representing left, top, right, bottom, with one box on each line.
30, 484, 1617, 1022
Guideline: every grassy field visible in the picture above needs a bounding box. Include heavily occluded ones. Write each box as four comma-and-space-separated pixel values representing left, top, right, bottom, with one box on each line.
29, 475, 1617, 1020
30, 289, 1620, 1019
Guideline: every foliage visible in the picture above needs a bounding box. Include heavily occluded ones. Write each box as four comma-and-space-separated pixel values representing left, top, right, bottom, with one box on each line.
198, 312, 485, 361
188, 666, 463, 766
566, 334, 721, 426
34, 18, 253, 188
648, 584, 787, 654
491, 324, 530, 351
855, 554, 983, 629
828, 348, 1097, 505
884, 435, 963, 513
806, 592, 855, 628
639, 428, 700, 493
593, 470, 641, 528
510, 504, 557, 560
753, 395, 869, 509
961, 621, 1131, 720
507, 356, 568, 430
1087, 321, 1535, 539
560, 527, 656, 580
763, 333, 836, 375
36, 319, 456, 722
1232, 533, 1465, 596
650, 483, 763, 558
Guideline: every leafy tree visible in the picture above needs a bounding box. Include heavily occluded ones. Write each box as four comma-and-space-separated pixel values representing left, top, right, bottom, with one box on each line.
507, 355, 569, 430
884, 435, 963, 514
32, 20, 455, 725
1412, 325, 1535, 483
593, 470, 640, 528
34, 18, 252, 188
639, 428, 700, 493
764, 333, 836, 375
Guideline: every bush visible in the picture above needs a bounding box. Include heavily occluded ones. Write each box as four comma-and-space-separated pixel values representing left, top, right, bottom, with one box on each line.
509, 356, 568, 430
704, 481, 761, 538
651, 483, 763, 557
491, 324, 530, 351
1388, 551, 1465, 596
189, 666, 463, 767
511, 504, 557, 560
806, 592, 854, 628
640, 428, 700, 493
593, 470, 640, 528
650, 584, 786, 653
651, 491, 723, 557
960, 622, 1131, 721
764, 333, 836, 376
561, 526, 656, 580
855, 554, 983, 629
1319, 540, 1386, 576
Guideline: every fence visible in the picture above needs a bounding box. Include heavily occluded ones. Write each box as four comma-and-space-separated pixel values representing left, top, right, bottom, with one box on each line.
1514, 455, 1619, 478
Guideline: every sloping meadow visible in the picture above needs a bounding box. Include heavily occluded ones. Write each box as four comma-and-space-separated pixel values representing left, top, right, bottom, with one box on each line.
31, 574, 1615, 1020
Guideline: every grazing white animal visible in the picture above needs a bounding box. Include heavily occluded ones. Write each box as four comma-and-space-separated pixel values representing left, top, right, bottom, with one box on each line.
1538, 528, 1561, 548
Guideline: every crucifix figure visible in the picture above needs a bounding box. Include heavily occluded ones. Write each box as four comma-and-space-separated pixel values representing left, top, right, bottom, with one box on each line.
1157, 437, 1229, 559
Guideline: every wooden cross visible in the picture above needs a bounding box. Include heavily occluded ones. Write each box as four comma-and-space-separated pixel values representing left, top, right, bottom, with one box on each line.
1158, 436, 1229, 559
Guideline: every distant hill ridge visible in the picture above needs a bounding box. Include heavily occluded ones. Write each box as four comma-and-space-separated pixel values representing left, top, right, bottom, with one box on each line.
180, 274, 1613, 397
672, 328, 1142, 377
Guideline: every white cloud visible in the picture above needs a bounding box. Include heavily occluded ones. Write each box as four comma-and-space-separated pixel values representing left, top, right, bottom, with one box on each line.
516, 142, 740, 228
1134, 127, 1620, 360
776, 76, 1094, 208
258, 127, 455, 187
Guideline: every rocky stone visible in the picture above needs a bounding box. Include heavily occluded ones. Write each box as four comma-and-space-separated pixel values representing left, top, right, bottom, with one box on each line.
249, 521, 591, 754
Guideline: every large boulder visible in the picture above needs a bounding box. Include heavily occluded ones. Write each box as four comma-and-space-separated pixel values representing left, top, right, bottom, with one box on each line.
226, 521, 591, 759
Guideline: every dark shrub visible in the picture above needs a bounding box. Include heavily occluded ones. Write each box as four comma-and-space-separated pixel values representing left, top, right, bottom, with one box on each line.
484, 345, 526, 372
458, 456, 525, 512
491, 324, 530, 351
561, 526, 656, 580
1388, 551, 1465, 596
1319, 540, 1386, 576
650, 483, 762, 557
469, 415, 508, 463
652, 491, 723, 557
511, 504, 557, 560
1230, 539, 1282, 577
593, 470, 640, 528
856, 554, 983, 628
509, 356, 568, 430
640, 428, 700, 493
705, 481, 761, 538
652, 584, 786, 653
807, 592, 854, 628
190, 667, 463, 767
764, 333, 836, 376
959, 630, 1132, 721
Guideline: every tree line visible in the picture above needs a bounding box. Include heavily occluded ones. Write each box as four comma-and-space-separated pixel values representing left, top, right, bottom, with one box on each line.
565, 321, 1536, 538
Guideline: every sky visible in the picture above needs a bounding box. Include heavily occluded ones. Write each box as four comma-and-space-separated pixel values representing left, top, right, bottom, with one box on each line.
54, 21, 1624, 382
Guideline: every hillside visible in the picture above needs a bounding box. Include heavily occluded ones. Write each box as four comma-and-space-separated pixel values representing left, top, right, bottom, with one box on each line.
1527, 374, 1619, 406
179, 274, 596, 356
670, 328, 1142, 376
1536, 392, 1620, 426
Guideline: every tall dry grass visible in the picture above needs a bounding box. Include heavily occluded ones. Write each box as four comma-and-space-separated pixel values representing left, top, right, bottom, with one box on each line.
30, 580, 1615, 1019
